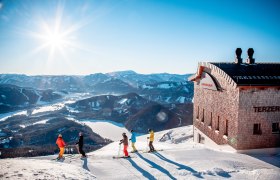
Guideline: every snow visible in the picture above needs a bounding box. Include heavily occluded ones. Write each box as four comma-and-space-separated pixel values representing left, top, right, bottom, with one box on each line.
19, 125, 26, 128
165, 97, 171, 103
33, 119, 49, 125
66, 106, 81, 113
20, 88, 29, 101
183, 86, 189, 92
0, 110, 28, 122
158, 83, 174, 89
141, 84, 153, 89
176, 96, 186, 103
0, 125, 279, 179
31, 103, 65, 115
83, 120, 131, 141
90, 101, 100, 109
118, 98, 128, 104
0, 158, 96, 179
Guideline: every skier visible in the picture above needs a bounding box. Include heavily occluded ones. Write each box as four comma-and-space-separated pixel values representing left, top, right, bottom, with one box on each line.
56, 134, 66, 159
76, 132, 86, 158
119, 132, 129, 157
129, 130, 137, 153
147, 129, 155, 152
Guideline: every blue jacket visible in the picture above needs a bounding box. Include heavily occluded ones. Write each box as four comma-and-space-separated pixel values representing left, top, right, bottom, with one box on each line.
130, 132, 136, 143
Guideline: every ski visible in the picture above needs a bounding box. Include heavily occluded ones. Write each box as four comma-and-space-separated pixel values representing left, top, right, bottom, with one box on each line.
112, 156, 134, 159
137, 149, 164, 154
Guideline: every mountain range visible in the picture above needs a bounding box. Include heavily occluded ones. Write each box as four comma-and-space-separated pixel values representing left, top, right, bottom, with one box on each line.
0, 71, 193, 157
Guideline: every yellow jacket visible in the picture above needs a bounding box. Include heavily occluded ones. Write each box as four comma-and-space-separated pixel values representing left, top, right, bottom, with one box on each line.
149, 131, 154, 141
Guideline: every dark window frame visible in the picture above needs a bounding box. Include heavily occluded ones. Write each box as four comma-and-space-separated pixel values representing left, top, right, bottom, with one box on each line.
216, 116, 220, 131
201, 108, 205, 122
253, 123, 262, 135
196, 106, 199, 119
209, 112, 212, 128
224, 119, 228, 136
272, 122, 280, 134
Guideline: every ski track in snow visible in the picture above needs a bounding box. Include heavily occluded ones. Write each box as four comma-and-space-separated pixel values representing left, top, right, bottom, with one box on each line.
1, 126, 279, 179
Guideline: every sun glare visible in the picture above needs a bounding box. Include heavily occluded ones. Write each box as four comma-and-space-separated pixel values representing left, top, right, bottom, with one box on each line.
26, 3, 89, 61
45, 31, 65, 48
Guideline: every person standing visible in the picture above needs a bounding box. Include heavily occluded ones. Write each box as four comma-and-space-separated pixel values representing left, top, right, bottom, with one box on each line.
130, 130, 137, 153
119, 132, 129, 157
76, 132, 86, 158
56, 134, 66, 159
147, 129, 155, 152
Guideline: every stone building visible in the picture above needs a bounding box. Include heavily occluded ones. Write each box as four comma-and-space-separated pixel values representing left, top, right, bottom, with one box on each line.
189, 48, 280, 152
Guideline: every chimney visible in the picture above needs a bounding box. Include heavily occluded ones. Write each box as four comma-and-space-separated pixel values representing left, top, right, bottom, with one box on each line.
246, 48, 255, 64
235, 48, 242, 64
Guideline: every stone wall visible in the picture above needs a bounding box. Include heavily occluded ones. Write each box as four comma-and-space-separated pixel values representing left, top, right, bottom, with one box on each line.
193, 63, 239, 149
237, 87, 280, 149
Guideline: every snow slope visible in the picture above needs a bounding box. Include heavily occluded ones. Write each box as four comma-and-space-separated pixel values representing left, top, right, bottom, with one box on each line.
83, 120, 131, 141
0, 125, 279, 179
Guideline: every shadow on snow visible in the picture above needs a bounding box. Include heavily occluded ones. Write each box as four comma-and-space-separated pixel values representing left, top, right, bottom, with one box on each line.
153, 152, 204, 179
136, 152, 177, 180
127, 158, 156, 180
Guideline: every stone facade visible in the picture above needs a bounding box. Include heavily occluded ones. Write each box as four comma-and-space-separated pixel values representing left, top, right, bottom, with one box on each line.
191, 62, 280, 150
237, 88, 280, 149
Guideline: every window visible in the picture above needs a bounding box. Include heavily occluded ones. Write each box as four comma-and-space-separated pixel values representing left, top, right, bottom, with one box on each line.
272, 123, 280, 133
216, 116, 220, 131
201, 109, 205, 122
196, 106, 199, 119
253, 123, 261, 135
224, 119, 228, 136
198, 133, 205, 144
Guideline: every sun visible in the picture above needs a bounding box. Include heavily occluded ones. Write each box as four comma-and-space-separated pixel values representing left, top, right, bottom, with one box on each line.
26, 4, 88, 61
37, 22, 71, 57
45, 31, 65, 49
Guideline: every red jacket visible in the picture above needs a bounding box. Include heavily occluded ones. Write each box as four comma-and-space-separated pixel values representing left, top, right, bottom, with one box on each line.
56, 137, 66, 148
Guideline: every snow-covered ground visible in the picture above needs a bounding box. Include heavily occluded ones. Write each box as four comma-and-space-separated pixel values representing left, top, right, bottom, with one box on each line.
0, 110, 28, 122
0, 125, 279, 179
83, 120, 131, 141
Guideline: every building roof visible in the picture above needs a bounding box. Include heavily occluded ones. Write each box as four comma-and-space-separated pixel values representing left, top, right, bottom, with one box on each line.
210, 62, 280, 86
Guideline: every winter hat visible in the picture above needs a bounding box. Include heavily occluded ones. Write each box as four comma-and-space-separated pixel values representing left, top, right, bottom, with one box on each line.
148, 129, 152, 132
122, 132, 126, 136
130, 130, 134, 132
58, 134, 62, 137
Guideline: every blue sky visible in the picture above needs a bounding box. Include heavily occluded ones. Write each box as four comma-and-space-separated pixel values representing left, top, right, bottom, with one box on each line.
0, 0, 279, 75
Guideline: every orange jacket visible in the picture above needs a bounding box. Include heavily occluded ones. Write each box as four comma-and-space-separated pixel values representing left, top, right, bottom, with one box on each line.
56, 137, 66, 148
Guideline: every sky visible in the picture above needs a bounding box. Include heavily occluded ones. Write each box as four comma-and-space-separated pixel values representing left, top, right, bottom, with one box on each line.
0, 0, 280, 75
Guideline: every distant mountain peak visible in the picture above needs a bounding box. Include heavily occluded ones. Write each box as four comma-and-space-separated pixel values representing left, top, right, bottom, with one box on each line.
107, 70, 137, 76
